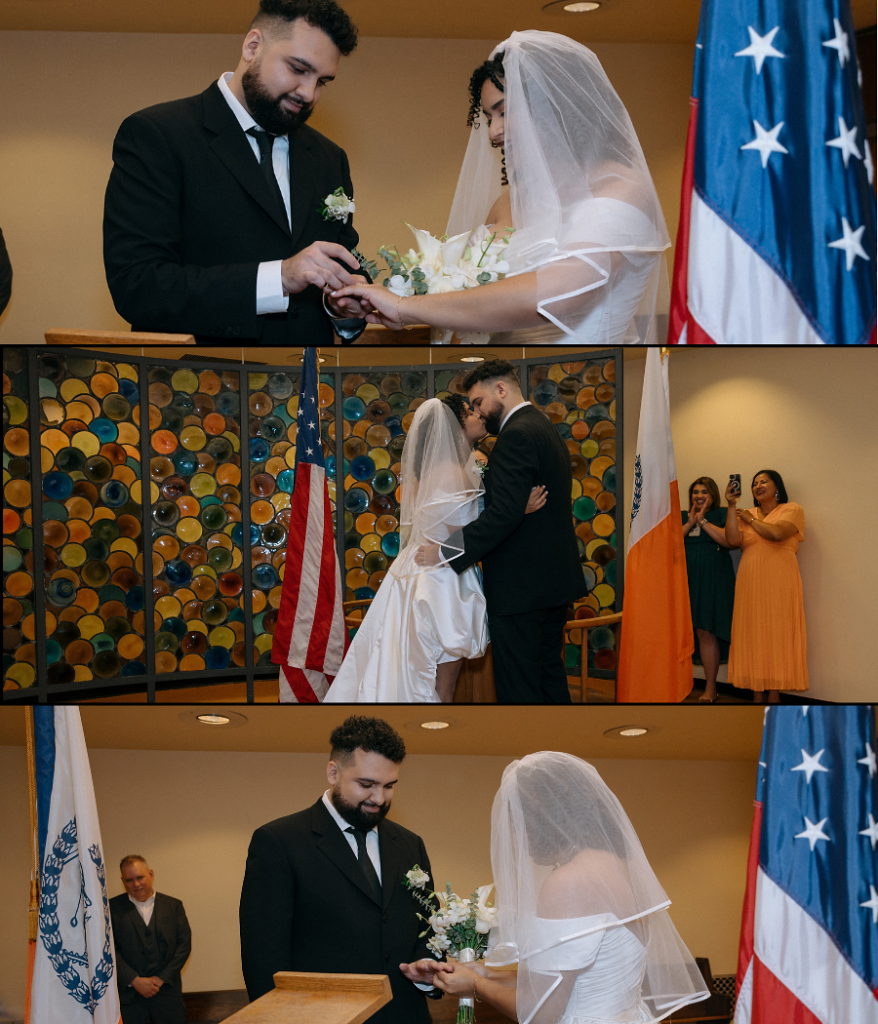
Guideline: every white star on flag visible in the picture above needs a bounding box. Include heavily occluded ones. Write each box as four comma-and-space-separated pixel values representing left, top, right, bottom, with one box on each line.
741, 120, 789, 168
310, 395, 316, 403
306, 447, 314, 456
864, 140, 874, 186
308, 421, 316, 429
735, 26, 785, 75
858, 742, 877, 778
297, 407, 303, 417
822, 17, 850, 67
828, 217, 869, 271
860, 813, 878, 851
826, 116, 862, 168
860, 884, 878, 924
791, 748, 829, 784
794, 816, 831, 851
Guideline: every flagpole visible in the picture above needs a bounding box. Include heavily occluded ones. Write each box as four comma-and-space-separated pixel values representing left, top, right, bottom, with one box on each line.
24, 707, 40, 1024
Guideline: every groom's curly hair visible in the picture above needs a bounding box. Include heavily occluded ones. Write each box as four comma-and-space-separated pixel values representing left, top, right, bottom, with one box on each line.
330, 716, 406, 765
459, 359, 519, 393
252, 0, 358, 56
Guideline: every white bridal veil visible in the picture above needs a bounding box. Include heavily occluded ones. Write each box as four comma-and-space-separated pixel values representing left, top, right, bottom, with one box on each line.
488, 753, 709, 1024
397, 399, 482, 575
447, 31, 671, 345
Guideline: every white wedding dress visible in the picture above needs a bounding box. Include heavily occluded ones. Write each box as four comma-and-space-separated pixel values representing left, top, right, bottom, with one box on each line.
528, 915, 653, 1024
323, 450, 488, 703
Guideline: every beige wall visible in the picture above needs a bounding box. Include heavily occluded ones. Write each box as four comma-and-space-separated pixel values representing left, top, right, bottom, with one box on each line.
0, 742, 755, 1018
622, 348, 878, 701
0, 30, 692, 343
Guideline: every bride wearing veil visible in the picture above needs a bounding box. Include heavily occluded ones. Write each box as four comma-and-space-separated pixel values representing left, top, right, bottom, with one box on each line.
417, 753, 710, 1023
333, 30, 670, 345
324, 396, 544, 703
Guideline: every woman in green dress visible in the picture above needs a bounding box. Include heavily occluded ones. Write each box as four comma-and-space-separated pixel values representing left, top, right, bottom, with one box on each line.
682, 477, 737, 703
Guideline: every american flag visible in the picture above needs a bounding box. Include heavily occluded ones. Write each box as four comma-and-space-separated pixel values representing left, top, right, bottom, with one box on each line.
735, 707, 878, 1023
271, 348, 348, 703
669, 0, 876, 346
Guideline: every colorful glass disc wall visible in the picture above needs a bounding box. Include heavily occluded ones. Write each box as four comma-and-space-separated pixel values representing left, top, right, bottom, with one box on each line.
37, 353, 145, 685
529, 357, 618, 676
148, 365, 246, 675
3, 350, 36, 690
3, 348, 621, 697
247, 370, 306, 665
340, 371, 426, 602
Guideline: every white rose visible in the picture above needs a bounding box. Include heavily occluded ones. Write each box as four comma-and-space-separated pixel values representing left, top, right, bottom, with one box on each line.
428, 278, 456, 295
406, 867, 430, 889
494, 260, 510, 274
388, 275, 410, 296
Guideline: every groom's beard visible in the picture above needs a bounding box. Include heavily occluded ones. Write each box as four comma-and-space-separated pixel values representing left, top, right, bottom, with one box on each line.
330, 788, 391, 831
483, 406, 504, 436
241, 61, 314, 136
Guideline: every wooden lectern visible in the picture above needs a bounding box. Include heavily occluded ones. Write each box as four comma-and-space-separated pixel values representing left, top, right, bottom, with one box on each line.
220, 972, 392, 1024
45, 328, 195, 346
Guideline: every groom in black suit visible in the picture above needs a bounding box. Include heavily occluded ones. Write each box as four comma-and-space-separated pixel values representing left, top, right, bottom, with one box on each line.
103, 0, 368, 346
239, 716, 440, 1023
420, 359, 586, 703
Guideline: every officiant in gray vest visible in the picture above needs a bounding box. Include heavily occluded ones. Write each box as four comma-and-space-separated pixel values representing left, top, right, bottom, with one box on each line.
109, 856, 192, 1024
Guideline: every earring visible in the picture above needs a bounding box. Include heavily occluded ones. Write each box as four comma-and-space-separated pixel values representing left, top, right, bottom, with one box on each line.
774, 492, 779, 499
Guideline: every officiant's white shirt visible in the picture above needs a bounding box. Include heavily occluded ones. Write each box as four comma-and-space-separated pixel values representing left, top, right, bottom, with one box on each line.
127, 891, 156, 926
500, 400, 531, 431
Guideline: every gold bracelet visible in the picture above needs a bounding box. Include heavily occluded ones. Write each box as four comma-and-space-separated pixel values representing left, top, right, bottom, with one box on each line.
396, 295, 416, 331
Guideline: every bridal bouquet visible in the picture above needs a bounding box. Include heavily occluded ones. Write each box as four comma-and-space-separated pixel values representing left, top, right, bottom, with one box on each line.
376, 224, 514, 344
405, 866, 497, 1023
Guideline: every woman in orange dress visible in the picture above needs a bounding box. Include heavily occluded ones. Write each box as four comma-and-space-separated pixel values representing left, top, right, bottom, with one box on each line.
725, 470, 807, 702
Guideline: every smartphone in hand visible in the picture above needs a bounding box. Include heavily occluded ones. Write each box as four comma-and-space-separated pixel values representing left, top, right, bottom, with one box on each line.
729, 473, 741, 497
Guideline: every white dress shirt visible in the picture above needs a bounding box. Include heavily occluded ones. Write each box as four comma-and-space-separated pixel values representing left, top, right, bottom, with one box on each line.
128, 891, 156, 926
500, 400, 532, 431
321, 790, 381, 879
217, 72, 290, 315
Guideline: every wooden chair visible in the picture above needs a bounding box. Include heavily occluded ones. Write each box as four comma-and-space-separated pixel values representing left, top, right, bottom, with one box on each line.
45, 328, 195, 346
563, 611, 623, 703
220, 972, 391, 1024
343, 598, 374, 629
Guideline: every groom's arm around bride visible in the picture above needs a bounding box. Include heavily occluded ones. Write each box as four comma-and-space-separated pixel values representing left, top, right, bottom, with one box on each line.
239, 716, 439, 1024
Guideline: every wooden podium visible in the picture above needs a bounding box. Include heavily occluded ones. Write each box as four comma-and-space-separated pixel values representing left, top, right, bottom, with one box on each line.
220, 973, 392, 1024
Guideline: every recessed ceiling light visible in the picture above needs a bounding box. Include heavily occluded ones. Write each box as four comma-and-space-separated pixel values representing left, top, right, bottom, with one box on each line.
178, 710, 248, 728
542, 0, 601, 11
299, 355, 326, 364
459, 356, 485, 363
603, 725, 649, 738
420, 720, 451, 730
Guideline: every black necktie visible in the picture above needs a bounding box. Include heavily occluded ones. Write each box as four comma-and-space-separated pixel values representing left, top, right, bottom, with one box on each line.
246, 127, 287, 222
345, 827, 382, 903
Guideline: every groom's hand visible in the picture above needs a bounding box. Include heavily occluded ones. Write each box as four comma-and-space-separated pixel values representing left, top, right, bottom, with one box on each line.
281, 242, 361, 296
414, 544, 442, 567
400, 959, 447, 985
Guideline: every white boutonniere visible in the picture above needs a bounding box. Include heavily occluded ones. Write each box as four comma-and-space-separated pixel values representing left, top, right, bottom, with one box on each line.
404, 864, 430, 890
474, 459, 488, 477
320, 186, 355, 223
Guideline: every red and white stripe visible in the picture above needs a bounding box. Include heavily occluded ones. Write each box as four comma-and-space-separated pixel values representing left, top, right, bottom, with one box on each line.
271, 462, 348, 703
668, 98, 876, 346
735, 801, 878, 1024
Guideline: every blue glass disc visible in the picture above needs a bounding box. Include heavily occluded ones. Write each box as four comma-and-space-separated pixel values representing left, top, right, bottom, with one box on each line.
100, 480, 129, 507
205, 646, 231, 670
121, 661, 146, 676
173, 450, 199, 476
380, 532, 400, 558
249, 438, 270, 463
43, 472, 74, 501
252, 563, 279, 590
90, 418, 119, 443
164, 560, 192, 586
118, 379, 139, 403
343, 396, 366, 421
277, 469, 295, 493
344, 488, 369, 514
47, 577, 76, 607
350, 456, 376, 481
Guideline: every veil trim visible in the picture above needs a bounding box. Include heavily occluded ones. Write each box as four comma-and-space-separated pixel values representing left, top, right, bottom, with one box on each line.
485, 898, 672, 967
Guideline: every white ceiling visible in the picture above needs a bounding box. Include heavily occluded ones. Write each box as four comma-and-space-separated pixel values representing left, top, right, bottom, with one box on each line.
0, 705, 767, 760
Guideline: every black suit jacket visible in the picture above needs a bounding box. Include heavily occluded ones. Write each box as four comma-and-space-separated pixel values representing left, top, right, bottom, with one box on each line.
449, 405, 587, 616
103, 81, 365, 345
109, 892, 192, 1004
239, 800, 435, 1024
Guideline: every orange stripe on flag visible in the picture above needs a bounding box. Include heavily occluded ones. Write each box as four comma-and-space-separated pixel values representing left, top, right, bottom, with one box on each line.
617, 481, 694, 702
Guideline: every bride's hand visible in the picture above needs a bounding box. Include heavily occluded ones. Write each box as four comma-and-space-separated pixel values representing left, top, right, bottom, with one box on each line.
525, 485, 547, 514
431, 962, 481, 997
331, 283, 413, 329
414, 543, 442, 567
